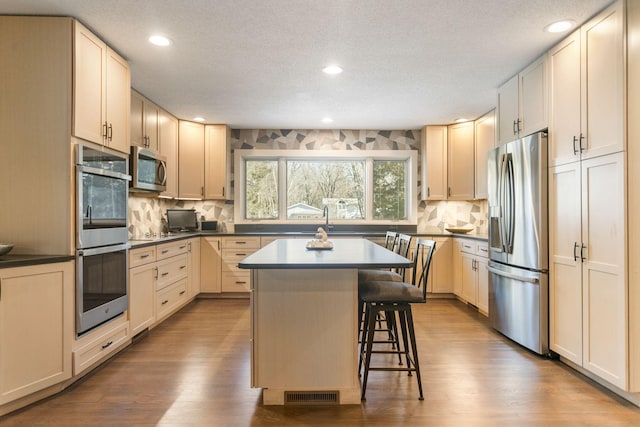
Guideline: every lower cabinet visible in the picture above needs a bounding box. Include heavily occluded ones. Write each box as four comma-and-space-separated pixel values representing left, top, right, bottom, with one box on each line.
454, 238, 489, 315
424, 237, 453, 293
201, 237, 221, 293
129, 261, 156, 336
72, 316, 130, 376
220, 237, 260, 294
0, 261, 74, 407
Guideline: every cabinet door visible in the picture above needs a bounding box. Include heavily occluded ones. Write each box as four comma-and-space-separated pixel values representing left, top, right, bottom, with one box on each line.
201, 237, 221, 293
204, 124, 230, 200
431, 238, 452, 293
159, 110, 178, 199
143, 99, 159, 152
188, 238, 201, 297
581, 152, 626, 388
130, 90, 145, 148
447, 121, 475, 200
178, 120, 205, 199
452, 239, 463, 297
0, 262, 73, 405
129, 263, 156, 336
519, 55, 547, 137
581, 1, 624, 160
476, 257, 489, 315
496, 74, 519, 146
549, 162, 583, 364
421, 125, 447, 200
73, 21, 106, 145
474, 110, 495, 199
549, 30, 582, 167
460, 252, 477, 305
104, 48, 130, 153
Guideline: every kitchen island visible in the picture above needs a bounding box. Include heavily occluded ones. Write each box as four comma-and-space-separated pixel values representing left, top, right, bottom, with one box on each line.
238, 238, 412, 405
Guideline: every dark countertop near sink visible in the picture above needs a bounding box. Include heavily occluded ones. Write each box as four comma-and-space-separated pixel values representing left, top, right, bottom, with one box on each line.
0, 254, 75, 269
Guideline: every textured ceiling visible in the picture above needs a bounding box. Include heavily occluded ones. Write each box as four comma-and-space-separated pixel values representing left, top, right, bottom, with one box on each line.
2, 0, 613, 129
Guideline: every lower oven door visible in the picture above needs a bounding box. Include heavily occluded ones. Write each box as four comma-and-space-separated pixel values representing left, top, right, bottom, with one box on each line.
76, 243, 129, 335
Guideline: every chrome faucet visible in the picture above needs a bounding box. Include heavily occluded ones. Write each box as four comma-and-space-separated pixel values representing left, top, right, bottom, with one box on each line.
323, 205, 334, 230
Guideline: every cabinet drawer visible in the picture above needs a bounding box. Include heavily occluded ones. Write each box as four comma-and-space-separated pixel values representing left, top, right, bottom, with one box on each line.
157, 240, 189, 261
459, 239, 476, 254
156, 278, 188, 321
129, 246, 156, 268
221, 271, 251, 292
73, 320, 130, 375
221, 236, 260, 249
476, 242, 489, 258
260, 236, 281, 247
222, 249, 257, 272
156, 254, 188, 290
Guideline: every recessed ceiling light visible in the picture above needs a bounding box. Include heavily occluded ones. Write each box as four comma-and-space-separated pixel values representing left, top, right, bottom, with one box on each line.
544, 20, 575, 33
321, 117, 334, 123
322, 65, 343, 75
149, 35, 172, 46
454, 118, 468, 123
193, 117, 205, 122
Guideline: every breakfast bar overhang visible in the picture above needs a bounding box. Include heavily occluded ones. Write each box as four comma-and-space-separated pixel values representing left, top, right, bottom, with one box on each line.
238, 238, 412, 405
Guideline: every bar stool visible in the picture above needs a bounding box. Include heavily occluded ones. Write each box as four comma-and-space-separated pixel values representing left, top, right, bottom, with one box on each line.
359, 238, 436, 401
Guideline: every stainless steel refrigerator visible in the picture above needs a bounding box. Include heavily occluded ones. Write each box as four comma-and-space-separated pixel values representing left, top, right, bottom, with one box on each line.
487, 131, 549, 355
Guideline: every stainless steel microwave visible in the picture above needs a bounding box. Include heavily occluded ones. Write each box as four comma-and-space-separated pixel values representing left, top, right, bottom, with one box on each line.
130, 146, 167, 192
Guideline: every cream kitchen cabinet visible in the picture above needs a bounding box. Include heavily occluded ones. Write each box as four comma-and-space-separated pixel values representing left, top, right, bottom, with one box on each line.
204, 124, 232, 200
447, 121, 475, 200
549, 1, 625, 167
426, 237, 453, 294
200, 237, 222, 293
454, 238, 489, 315
130, 89, 160, 151
421, 125, 448, 200
474, 110, 495, 199
221, 237, 260, 293
496, 54, 547, 146
159, 109, 179, 199
549, 152, 626, 389
72, 315, 129, 376
178, 120, 205, 200
0, 261, 73, 408
129, 259, 156, 337
187, 238, 201, 297
73, 21, 130, 154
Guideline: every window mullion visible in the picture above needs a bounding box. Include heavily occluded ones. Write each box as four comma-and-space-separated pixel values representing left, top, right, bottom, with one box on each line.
365, 158, 373, 221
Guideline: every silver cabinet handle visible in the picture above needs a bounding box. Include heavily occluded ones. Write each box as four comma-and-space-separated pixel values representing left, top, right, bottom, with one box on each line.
487, 265, 539, 284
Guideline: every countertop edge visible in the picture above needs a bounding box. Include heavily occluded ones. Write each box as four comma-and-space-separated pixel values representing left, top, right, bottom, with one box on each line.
0, 255, 75, 269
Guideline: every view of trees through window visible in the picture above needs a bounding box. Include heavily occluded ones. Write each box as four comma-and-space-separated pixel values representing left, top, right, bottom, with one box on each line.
287, 160, 365, 220
242, 153, 411, 222
373, 160, 406, 219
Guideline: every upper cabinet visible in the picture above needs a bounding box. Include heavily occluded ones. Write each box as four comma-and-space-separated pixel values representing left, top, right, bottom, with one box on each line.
130, 89, 160, 151
496, 55, 548, 146
159, 110, 179, 199
73, 21, 130, 154
447, 121, 475, 200
549, 1, 624, 167
178, 120, 205, 200
421, 125, 448, 200
204, 125, 232, 200
474, 110, 495, 199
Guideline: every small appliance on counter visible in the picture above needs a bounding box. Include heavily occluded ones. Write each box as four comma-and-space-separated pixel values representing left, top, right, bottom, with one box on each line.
166, 209, 198, 232
201, 220, 218, 232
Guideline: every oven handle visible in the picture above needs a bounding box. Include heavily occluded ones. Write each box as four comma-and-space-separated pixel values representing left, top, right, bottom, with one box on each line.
78, 164, 132, 181
78, 243, 130, 256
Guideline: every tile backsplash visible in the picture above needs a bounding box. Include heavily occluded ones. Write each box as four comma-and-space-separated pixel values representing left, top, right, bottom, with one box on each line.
128, 128, 487, 237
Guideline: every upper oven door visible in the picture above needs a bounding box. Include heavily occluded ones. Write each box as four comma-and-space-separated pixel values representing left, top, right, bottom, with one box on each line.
76, 145, 131, 249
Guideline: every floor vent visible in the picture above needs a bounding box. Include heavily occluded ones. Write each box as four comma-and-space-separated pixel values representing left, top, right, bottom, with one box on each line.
284, 391, 339, 405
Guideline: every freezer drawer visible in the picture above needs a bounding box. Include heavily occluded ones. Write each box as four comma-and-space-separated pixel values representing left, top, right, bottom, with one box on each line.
488, 261, 549, 355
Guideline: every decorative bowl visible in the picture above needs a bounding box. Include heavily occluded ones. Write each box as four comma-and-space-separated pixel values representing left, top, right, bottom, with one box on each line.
0, 244, 14, 256
445, 227, 474, 234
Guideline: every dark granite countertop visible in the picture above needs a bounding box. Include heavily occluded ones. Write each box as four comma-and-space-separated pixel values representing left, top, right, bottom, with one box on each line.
0, 254, 75, 269
238, 238, 413, 269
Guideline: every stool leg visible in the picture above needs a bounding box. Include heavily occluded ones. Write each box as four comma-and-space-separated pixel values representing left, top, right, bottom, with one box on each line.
397, 307, 412, 374
358, 301, 371, 375
406, 306, 424, 400
361, 302, 378, 401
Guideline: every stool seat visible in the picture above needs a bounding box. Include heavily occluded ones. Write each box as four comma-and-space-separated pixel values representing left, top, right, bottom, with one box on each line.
357, 269, 402, 283
359, 280, 424, 303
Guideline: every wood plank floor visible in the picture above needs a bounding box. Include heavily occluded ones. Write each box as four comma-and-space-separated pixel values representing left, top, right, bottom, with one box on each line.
3, 298, 640, 426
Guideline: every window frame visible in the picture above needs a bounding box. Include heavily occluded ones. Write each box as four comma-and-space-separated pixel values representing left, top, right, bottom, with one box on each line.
234, 149, 418, 226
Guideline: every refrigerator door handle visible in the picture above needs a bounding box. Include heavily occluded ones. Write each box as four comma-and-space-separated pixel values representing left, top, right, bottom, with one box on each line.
487, 265, 539, 284
505, 154, 515, 253
498, 153, 508, 252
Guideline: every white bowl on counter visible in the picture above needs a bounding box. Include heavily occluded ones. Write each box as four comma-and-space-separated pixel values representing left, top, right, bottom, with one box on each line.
0, 244, 14, 256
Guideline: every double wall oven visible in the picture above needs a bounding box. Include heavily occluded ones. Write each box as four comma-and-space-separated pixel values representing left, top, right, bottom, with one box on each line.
76, 144, 131, 335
